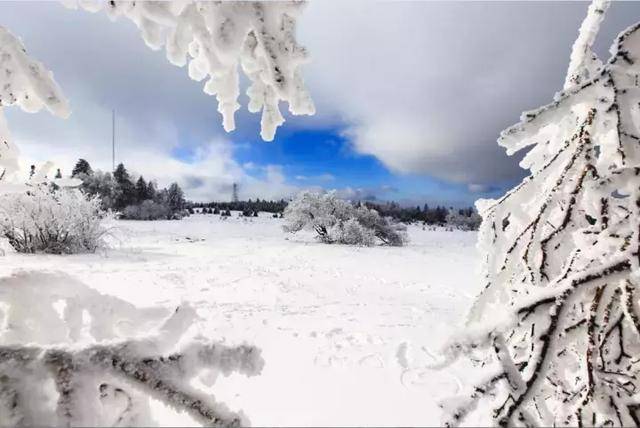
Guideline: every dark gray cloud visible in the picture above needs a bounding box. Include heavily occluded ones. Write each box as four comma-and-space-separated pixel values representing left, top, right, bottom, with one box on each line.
297, 0, 640, 186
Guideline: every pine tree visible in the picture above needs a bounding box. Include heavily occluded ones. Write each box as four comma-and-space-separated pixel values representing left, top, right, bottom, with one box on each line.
146, 180, 157, 201
135, 176, 148, 203
113, 163, 129, 185
71, 159, 92, 178
167, 182, 185, 212
113, 163, 134, 210
441, 2, 640, 426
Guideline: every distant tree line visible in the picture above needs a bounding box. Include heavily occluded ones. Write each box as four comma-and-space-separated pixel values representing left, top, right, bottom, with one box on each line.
195, 197, 481, 230
70, 159, 188, 220
361, 201, 480, 229
66, 160, 480, 228
194, 200, 287, 218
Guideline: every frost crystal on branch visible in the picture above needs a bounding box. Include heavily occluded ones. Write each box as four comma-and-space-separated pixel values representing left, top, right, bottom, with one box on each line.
65, 0, 315, 141
0, 26, 69, 184
0, 272, 264, 426
564, 0, 610, 90
441, 3, 640, 426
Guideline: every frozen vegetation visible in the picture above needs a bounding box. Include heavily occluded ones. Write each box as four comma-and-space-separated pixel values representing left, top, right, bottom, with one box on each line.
283, 191, 408, 246
2, 0, 640, 425
0, 186, 108, 254
0, 26, 69, 189
439, 1, 640, 426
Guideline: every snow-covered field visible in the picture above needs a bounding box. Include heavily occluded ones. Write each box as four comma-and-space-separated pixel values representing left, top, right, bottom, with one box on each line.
0, 214, 480, 426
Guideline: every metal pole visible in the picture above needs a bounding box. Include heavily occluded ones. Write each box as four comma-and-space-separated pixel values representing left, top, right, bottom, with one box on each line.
112, 109, 115, 172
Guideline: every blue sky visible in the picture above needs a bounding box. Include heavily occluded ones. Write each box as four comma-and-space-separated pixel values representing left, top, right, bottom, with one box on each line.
2, 1, 640, 206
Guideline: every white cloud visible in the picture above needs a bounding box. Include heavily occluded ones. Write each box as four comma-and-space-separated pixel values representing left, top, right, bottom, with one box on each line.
242, 162, 257, 170
468, 183, 489, 193
294, 173, 335, 182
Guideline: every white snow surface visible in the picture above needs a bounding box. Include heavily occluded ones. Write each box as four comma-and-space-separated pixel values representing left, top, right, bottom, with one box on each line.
0, 214, 479, 426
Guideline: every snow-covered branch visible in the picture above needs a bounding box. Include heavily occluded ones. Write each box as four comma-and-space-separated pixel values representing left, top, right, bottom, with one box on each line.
0, 272, 264, 426
564, 0, 610, 90
65, 1, 315, 141
445, 2, 640, 426
0, 26, 69, 185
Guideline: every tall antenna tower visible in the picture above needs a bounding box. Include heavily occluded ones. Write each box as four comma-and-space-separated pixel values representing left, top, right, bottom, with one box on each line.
232, 182, 239, 202
112, 109, 116, 172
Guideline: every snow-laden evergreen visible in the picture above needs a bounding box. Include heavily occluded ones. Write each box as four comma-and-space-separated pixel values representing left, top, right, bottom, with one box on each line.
0, 26, 69, 186
64, 1, 315, 141
439, 2, 640, 426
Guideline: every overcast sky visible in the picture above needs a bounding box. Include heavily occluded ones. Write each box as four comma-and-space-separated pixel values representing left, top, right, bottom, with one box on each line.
2, 1, 640, 205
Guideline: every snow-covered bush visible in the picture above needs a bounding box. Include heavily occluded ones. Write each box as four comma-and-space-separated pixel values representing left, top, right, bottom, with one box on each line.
354, 204, 408, 246
329, 218, 376, 246
0, 186, 109, 254
438, 1, 640, 426
283, 191, 407, 246
64, 1, 315, 141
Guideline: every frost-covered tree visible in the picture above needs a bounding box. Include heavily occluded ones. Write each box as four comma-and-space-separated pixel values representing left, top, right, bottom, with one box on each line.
63, 1, 315, 141
439, 1, 640, 426
283, 191, 407, 246
167, 182, 186, 212
113, 163, 135, 210
71, 158, 93, 178
77, 170, 116, 210
147, 179, 157, 201
135, 175, 149, 202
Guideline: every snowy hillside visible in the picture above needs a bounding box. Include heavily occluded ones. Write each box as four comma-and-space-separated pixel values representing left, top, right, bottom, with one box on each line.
0, 215, 479, 426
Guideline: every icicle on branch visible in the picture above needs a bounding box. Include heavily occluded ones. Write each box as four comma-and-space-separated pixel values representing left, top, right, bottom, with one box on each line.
64, 1, 315, 141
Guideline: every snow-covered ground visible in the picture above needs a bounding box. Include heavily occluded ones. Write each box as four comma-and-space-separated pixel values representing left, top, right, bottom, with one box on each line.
0, 214, 480, 426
